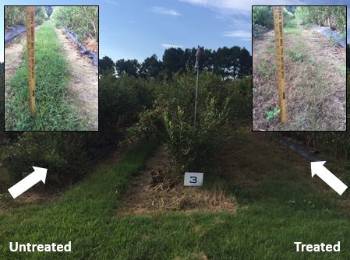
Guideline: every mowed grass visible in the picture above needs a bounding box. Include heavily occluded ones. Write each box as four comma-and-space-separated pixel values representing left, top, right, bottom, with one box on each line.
1, 133, 350, 259
5, 22, 85, 131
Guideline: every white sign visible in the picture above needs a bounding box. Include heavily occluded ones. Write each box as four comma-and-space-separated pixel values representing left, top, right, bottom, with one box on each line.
184, 172, 203, 186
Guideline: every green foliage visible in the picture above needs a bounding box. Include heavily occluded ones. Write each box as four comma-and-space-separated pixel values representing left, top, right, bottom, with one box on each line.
253, 7, 294, 31
283, 26, 301, 36
286, 49, 306, 62
51, 6, 98, 40
140, 55, 163, 78
284, 11, 297, 29
158, 73, 231, 171
5, 6, 48, 27
111, 45, 251, 79
0, 141, 159, 259
126, 73, 251, 172
225, 77, 252, 122
5, 6, 26, 27
265, 107, 280, 121
253, 6, 273, 29
2, 132, 350, 259
282, 8, 295, 27
115, 59, 140, 77
295, 6, 346, 32
99, 56, 115, 75
127, 107, 165, 143
99, 74, 154, 142
4, 133, 89, 186
35, 6, 47, 25
5, 23, 85, 131
256, 59, 276, 79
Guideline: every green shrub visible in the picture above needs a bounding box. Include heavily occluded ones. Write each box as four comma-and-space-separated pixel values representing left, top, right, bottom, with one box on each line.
286, 49, 306, 62
283, 9, 295, 27
226, 77, 251, 122
159, 73, 230, 172
127, 107, 165, 143
99, 74, 154, 142
295, 6, 346, 32
128, 73, 251, 172
5, 6, 47, 27
4, 133, 89, 186
35, 7, 47, 25
253, 6, 273, 29
51, 6, 98, 40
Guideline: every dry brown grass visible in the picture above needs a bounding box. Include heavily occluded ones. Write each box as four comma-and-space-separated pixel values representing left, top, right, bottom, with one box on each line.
117, 146, 236, 216
253, 26, 346, 131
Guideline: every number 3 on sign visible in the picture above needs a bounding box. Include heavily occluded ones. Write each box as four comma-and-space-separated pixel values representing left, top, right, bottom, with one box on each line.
184, 172, 204, 186
189, 176, 198, 184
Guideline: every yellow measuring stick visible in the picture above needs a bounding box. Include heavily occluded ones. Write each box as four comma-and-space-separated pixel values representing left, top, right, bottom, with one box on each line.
26, 6, 36, 116
273, 7, 287, 123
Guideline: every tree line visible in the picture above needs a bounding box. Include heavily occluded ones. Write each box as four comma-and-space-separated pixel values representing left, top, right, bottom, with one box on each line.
99, 46, 252, 79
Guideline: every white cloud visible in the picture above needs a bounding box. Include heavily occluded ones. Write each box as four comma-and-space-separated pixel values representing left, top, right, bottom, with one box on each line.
152, 6, 181, 16
180, 0, 305, 43
223, 30, 251, 40
179, 0, 305, 12
161, 43, 184, 49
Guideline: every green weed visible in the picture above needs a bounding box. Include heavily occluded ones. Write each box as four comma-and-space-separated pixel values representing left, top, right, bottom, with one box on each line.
286, 47, 307, 62
256, 59, 276, 79
284, 27, 301, 36
265, 106, 280, 121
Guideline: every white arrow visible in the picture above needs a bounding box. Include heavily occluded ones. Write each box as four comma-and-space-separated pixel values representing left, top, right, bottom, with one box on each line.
311, 161, 347, 196
8, 166, 47, 199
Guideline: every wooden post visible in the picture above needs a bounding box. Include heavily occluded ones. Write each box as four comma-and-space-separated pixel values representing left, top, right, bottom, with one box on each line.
26, 6, 36, 116
273, 7, 287, 123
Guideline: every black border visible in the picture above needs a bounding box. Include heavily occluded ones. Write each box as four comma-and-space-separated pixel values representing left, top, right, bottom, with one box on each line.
3, 4, 100, 132
252, 5, 347, 132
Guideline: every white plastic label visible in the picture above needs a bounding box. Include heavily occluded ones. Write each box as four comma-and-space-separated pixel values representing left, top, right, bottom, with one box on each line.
184, 172, 203, 186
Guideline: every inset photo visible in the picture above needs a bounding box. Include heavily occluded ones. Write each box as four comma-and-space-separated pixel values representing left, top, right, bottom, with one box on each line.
253, 5, 346, 131
4, 5, 98, 131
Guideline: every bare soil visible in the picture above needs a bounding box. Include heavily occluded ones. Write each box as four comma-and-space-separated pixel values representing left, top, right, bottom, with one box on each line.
253, 26, 346, 131
5, 35, 26, 101
117, 145, 236, 216
55, 28, 98, 131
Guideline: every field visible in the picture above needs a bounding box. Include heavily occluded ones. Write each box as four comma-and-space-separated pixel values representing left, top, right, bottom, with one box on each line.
1, 127, 350, 259
1, 4, 350, 259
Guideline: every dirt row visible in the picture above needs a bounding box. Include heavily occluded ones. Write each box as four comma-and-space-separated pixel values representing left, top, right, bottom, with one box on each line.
253, 26, 346, 131
118, 145, 236, 215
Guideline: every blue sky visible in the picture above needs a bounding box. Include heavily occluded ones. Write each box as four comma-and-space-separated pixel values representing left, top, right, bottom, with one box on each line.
1, 0, 349, 62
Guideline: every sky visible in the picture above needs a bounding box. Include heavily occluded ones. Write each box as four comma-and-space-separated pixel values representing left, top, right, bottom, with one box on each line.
1, 0, 349, 62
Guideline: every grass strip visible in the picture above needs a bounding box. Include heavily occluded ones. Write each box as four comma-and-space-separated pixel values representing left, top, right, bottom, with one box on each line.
5, 22, 85, 131
0, 141, 157, 258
